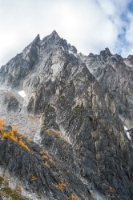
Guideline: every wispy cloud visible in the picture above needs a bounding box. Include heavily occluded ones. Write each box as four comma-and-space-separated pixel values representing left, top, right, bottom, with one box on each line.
0, 0, 133, 66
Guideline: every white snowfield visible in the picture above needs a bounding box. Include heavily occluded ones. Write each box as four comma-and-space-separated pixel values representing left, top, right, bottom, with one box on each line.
124, 125, 132, 140
18, 90, 26, 98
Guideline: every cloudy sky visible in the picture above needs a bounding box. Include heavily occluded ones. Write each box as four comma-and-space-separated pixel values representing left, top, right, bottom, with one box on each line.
0, 0, 133, 66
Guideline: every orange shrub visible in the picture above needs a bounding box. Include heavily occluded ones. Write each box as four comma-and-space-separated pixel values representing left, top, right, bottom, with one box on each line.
12, 125, 18, 132
55, 130, 60, 135
49, 158, 53, 163
42, 155, 48, 159
2, 132, 18, 143
45, 129, 60, 136
31, 176, 38, 181
40, 149, 46, 155
109, 186, 115, 192
0, 117, 5, 131
44, 161, 50, 168
28, 137, 31, 142
56, 182, 67, 192
12, 126, 25, 138
19, 140, 30, 152
2, 130, 30, 152
0, 118, 30, 152
69, 195, 76, 200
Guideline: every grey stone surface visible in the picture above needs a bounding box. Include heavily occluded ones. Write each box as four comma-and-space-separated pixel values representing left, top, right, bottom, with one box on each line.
0, 31, 133, 199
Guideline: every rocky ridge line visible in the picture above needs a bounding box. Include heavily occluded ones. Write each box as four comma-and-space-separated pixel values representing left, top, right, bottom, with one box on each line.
0, 31, 133, 199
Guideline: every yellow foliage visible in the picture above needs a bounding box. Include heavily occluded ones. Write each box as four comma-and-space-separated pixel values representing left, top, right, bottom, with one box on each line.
45, 129, 52, 134
11, 124, 25, 138
2, 130, 30, 152
28, 137, 31, 142
49, 158, 53, 163
19, 140, 30, 152
40, 149, 46, 155
12, 125, 18, 132
69, 195, 76, 200
109, 186, 115, 192
55, 131, 60, 135
44, 161, 50, 168
0, 117, 30, 152
31, 176, 38, 181
42, 155, 48, 159
2, 132, 18, 143
45, 129, 60, 136
56, 182, 67, 192
0, 117, 5, 131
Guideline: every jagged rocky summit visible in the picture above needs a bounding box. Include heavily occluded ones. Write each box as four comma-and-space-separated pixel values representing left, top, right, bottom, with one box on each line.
0, 30, 133, 200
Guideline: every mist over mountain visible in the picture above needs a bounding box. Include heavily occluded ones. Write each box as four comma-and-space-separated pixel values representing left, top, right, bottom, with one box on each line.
0, 31, 133, 200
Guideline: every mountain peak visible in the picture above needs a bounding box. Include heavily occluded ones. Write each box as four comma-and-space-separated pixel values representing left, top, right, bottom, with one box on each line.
40, 30, 60, 47
49, 30, 60, 40
100, 47, 112, 56
0, 31, 133, 200
51, 30, 59, 37
32, 34, 40, 44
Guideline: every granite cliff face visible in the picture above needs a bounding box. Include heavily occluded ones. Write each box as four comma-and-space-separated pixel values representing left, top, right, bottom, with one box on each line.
0, 31, 133, 200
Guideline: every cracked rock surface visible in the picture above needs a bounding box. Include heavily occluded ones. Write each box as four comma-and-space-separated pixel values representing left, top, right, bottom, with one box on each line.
0, 31, 133, 199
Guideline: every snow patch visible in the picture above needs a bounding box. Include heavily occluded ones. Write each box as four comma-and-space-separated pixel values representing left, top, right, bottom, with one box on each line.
69, 50, 73, 54
18, 90, 26, 98
124, 125, 128, 131
69, 50, 77, 58
33, 130, 42, 145
124, 125, 132, 140
126, 132, 132, 140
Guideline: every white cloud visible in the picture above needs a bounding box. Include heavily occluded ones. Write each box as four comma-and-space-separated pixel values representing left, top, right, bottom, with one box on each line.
125, 13, 133, 43
0, 0, 133, 66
